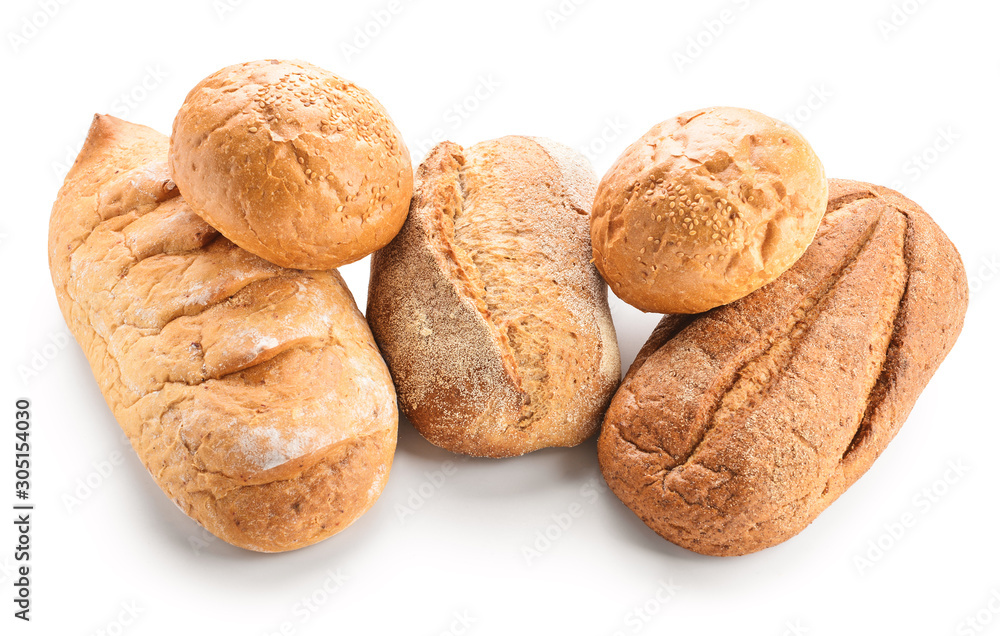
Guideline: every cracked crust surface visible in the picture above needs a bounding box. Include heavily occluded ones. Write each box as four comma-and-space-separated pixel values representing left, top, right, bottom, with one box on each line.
591, 107, 828, 314
597, 179, 967, 556
368, 137, 621, 458
169, 59, 412, 270
49, 114, 398, 552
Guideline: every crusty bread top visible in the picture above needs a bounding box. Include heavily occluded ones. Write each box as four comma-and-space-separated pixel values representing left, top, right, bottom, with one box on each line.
169, 59, 413, 270
368, 136, 620, 457
50, 115, 398, 551
591, 107, 828, 314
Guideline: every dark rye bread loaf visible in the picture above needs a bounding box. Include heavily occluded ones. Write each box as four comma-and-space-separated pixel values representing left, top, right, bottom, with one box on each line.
597, 179, 968, 556
49, 115, 397, 552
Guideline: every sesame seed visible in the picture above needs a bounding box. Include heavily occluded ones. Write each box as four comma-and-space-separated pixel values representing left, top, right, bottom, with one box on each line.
248, 127, 258, 133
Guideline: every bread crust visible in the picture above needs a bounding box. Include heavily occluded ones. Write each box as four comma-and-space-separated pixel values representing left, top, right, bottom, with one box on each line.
49, 115, 397, 552
368, 137, 620, 457
169, 59, 412, 270
591, 107, 828, 314
598, 179, 967, 555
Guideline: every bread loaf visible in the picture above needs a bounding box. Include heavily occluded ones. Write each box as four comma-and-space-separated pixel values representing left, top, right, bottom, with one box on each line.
169, 60, 413, 270
49, 115, 397, 552
368, 137, 621, 457
598, 179, 967, 556
591, 107, 828, 314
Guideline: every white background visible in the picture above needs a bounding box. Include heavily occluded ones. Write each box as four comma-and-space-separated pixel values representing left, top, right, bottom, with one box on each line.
2, 0, 998, 634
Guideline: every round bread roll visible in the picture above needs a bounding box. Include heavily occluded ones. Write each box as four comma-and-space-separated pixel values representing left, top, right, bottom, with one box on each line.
591, 107, 828, 314
368, 136, 621, 458
169, 59, 413, 270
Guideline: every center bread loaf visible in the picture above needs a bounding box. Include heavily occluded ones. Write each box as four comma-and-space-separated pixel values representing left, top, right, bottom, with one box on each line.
368, 136, 621, 458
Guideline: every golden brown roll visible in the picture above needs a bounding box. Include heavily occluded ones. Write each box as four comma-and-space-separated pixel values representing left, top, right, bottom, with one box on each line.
169, 59, 412, 270
591, 107, 828, 314
368, 136, 621, 458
